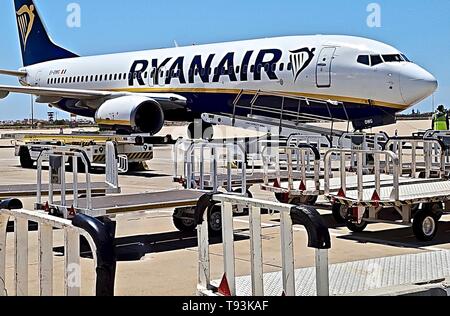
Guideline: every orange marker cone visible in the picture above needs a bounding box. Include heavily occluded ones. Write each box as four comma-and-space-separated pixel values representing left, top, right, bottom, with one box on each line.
218, 273, 232, 296
371, 190, 380, 208
299, 180, 306, 191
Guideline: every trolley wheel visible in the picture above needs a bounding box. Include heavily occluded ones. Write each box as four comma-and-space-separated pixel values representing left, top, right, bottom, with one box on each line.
187, 122, 214, 140
332, 204, 347, 224
19, 147, 34, 169
290, 195, 318, 206
346, 220, 368, 233
208, 205, 223, 237
413, 209, 439, 242
233, 188, 253, 216
423, 202, 444, 221
172, 216, 196, 233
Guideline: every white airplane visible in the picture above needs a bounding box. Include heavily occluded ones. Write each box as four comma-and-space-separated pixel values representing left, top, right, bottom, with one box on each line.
0, 0, 438, 135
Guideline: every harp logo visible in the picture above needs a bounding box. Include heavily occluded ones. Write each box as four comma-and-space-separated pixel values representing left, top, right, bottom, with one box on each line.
289, 47, 316, 82
16, 4, 36, 50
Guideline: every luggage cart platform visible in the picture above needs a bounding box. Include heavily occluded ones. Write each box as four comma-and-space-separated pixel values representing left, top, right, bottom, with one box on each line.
210, 250, 450, 296
261, 174, 438, 197
0, 182, 117, 198
333, 179, 450, 207
47, 189, 206, 217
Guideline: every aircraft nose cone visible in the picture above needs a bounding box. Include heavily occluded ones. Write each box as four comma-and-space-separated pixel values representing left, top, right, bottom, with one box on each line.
400, 64, 438, 105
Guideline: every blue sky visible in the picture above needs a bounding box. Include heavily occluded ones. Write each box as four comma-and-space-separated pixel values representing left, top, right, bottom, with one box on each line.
0, 0, 449, 120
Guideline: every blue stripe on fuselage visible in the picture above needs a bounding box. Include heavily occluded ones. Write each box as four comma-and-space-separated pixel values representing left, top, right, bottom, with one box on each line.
55, 92, 397, 128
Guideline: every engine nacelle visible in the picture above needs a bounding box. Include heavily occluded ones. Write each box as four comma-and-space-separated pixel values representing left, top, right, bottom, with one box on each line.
95, 96, 165, 135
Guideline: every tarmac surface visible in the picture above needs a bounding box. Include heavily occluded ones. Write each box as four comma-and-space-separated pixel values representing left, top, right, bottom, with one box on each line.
1, 120, 450, 296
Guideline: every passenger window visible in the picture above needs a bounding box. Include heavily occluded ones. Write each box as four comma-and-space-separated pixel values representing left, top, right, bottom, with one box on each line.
357, 55, 370, 66
114, 74, 118, 80
236, 66, 240, 74
370, 55, 383, 66
109, 74, 113, 80
280, 63, 284, 71
287, 63, 292, 71
250, 65, 255, 73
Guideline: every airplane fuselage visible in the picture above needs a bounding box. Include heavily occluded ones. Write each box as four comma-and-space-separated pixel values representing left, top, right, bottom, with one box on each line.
20, 35, 438, 129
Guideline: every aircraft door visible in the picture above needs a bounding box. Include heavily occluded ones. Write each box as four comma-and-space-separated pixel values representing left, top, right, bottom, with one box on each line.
316, 47, 336, 88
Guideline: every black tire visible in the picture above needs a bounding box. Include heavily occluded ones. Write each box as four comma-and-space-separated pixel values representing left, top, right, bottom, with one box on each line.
423, 202, 444, 221
332, 204, 347, 224
208, 205, 223, 237
172, 216, 197, 233
413, 209, 439, 242
19, 147, 34, 169
346, 220, 368, 233
187, 122, 214, 140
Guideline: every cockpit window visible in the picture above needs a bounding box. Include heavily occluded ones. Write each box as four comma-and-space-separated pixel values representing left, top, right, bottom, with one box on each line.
370, 55, 383, 66
382, 54, 404, 62
357, 55, 370, 66
401, 54, 411, 62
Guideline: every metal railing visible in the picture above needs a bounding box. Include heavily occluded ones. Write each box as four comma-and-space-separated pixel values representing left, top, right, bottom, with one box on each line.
178, 141, 247, 193
385, 138, 446, 178
0, 200, 116, 296
37, 149, 92, 217
232, 89, 347, 125
262, 145, 321, 193
195, 193, 331, 297
36, 142, 120, 217
324, 149, 400, 202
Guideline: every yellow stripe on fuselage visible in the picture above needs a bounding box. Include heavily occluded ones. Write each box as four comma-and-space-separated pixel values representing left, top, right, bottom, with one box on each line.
108, 87, 408, 110
96, 119, 131, 126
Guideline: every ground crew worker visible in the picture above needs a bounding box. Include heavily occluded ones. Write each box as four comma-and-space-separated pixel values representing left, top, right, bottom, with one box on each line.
432, 105, 449, 131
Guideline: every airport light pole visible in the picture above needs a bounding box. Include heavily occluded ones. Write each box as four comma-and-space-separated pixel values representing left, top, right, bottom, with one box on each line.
30, 95, 34, 129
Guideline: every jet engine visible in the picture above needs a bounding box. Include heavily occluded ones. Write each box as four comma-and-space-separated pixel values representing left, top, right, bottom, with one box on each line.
95, 96, 165, 135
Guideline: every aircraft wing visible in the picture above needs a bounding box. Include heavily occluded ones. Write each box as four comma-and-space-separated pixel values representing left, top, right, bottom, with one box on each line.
0, 85, 186, 106
0, 85, 112, 100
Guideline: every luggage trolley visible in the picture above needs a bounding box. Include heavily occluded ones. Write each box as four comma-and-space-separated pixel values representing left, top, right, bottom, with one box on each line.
260, 132, 390, 207
324, 144, 450, 241
260, 144, 321, 205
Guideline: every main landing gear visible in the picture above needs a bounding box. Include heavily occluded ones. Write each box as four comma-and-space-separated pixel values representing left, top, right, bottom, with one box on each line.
187, 121, 214, 140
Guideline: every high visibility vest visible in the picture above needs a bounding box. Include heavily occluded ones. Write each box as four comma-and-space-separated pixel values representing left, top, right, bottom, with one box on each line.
433, 112, 448, 131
